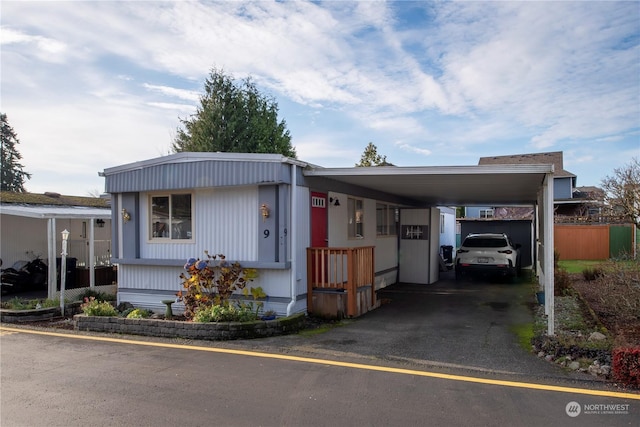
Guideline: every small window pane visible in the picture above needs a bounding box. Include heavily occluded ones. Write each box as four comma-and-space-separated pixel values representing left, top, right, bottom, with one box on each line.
355, 199, 363, 238
171, 194, 192, 240
348, 198, 364, 239
348, 198, 356, 238
150, 194, 192, 240
376, 203, 387, 235
151, 196, 170, 238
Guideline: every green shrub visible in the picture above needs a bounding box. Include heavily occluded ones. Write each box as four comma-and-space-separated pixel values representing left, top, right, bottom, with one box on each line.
1, 297, 32, 310
193, 304, 257, 323
126, 308, 152, 319
177, 252, 258, 320
39, 299, 59, 308
0, 298, 59, 310
554, 268, 572, 296
81, 297, 117, 317
78, 289, 116, 302
582, 267, 604, 281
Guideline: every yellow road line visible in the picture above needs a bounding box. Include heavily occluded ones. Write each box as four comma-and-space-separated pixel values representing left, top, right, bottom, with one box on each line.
2, 326, 639, 401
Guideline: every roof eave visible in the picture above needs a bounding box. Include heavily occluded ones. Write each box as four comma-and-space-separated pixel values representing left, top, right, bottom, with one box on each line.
102, 152, 308, 176
303, 164, 554, 177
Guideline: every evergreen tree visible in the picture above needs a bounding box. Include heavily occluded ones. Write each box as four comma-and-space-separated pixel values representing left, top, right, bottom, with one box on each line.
1, 113, 31, 192
356, 142, 393, 167
173, 69, 296, 158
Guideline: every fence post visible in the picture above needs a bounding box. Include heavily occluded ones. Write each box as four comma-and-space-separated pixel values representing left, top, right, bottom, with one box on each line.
370, 247, 376, 308
347, 248, 357, 317
306, 248, 313, 314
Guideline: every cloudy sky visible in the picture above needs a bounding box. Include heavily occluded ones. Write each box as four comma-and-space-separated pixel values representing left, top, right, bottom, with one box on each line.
2, 1, 639, 196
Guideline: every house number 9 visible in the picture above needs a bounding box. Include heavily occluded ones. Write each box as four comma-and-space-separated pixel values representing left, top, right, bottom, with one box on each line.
264, 230, 270, 238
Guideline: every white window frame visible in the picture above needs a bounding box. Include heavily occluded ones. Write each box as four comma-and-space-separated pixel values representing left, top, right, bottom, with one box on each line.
376, 203, 398, 237
149, 192, 194, 242
480, 209, 494, 219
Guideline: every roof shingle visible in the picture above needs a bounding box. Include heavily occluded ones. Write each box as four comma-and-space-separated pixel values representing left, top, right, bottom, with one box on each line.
478, 151, 575, 178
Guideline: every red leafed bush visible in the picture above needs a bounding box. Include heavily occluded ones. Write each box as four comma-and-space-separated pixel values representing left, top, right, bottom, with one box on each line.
612, 347, 640, 387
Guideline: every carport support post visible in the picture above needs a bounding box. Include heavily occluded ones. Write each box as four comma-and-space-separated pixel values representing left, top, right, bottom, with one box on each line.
89, 219, 95, 288
543, 173, 555, 336
47, 218, 57, 300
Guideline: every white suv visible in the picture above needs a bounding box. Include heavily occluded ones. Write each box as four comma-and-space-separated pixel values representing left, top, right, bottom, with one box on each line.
455, 233, 521, 280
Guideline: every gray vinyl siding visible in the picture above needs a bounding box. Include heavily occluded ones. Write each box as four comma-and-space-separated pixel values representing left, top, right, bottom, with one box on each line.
117, 262, 297, 315
294, 185, 310, 296
553, 177, 573, 200
140, 187, 259, 261
105, 160, 291, 193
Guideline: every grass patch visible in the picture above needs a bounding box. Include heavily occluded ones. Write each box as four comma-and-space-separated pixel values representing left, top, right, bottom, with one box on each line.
298, 321, 345, 337
510, 323, 535, 350
557, 260, 604, 274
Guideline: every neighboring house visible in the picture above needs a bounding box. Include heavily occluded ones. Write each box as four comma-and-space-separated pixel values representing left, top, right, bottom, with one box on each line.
460, 151, 633, 262
0, 191, 113, 299
465, 151, 605, 220
565, 186, 607, 220
101, 152, 558, 333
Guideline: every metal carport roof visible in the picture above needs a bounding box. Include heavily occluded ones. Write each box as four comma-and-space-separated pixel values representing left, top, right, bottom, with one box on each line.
1, 205, 111, 219
302, 162, 556, 335
302, 164, 553, 206
1, 204, 111, 299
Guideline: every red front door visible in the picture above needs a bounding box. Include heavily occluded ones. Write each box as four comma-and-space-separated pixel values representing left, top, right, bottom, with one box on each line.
311, 192, 328, 247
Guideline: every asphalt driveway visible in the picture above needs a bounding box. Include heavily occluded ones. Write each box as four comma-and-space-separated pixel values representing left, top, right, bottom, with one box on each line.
236, 271, 598, 383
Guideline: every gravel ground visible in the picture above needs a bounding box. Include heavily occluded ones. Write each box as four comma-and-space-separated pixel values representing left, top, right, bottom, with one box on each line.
535, 295, 596, 335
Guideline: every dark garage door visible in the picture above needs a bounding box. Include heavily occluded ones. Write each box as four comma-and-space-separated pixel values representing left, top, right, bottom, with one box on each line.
459, 219, 533, 268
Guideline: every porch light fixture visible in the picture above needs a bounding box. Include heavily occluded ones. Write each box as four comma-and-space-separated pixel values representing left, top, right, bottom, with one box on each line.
96, 219, 105, 228
61, 229, 70, 247
260, 203, 270, 221
121, 208, 131, 223
330, 197, 340, 207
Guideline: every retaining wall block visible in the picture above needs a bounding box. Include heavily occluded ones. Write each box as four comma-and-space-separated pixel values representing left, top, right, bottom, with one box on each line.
73, 313, 306, 341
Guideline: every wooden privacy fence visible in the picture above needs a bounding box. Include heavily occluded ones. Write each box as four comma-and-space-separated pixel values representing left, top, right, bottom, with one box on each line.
307, 246, 376, 318
554, 224, 635, 260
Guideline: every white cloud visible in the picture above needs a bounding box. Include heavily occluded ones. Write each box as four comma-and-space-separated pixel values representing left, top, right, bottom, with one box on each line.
296, 138, 361, 167
1, 27, 67, 62
142, 84, 200, 102
395, 142, 431, 157
0, 1, 637, 194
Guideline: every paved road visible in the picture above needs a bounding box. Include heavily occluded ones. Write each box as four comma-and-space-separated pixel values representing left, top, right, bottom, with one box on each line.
1, 328, 638, 426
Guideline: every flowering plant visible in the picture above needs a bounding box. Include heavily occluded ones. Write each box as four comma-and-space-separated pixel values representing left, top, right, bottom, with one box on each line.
177, 251, 257, 319
81, 296, 117, 317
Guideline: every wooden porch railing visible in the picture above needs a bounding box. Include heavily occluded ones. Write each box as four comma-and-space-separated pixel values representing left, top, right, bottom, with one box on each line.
306, 246, 375, 317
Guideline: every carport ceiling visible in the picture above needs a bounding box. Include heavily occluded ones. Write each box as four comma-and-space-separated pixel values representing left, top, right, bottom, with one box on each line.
303, 164, 554, 206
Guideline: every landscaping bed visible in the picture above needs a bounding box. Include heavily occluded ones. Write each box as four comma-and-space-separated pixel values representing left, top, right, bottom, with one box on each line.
73, 312, 306, 340
0, 302, 82, 323
572, 275, 640, 347
533, 258, 640, 388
